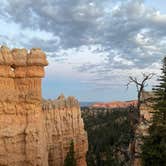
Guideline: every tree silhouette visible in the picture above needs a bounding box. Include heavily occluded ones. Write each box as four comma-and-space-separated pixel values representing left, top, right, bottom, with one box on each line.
126, 73, 155, 165
126, 73, 155, 114
141, 57, 166, 166
64, 140, 76, 166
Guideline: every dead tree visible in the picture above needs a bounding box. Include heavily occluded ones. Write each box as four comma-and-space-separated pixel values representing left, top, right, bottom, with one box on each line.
126, 73, 155, 165
126, 73, 155, 116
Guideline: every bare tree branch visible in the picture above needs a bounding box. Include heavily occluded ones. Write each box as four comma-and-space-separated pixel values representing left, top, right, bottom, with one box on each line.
126, 72, 155, 113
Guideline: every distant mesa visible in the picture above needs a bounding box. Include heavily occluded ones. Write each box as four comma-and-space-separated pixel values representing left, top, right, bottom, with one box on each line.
91, 100, 138, 109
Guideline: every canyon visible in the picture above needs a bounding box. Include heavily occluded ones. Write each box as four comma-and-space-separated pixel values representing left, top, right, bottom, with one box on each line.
84, 93, 153, 166
0, 45, 154, 166
0, 46, 88, 166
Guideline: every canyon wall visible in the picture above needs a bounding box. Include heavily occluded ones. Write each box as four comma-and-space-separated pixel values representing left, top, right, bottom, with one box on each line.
0, 46, 88, 166
43, 95, 88, 166
132, 91, 154, 166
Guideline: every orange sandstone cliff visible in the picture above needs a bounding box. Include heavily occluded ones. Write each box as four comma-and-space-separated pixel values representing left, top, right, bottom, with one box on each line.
129, 91, 154, 166
42, 95, 88, 166
0, 46, 88, 166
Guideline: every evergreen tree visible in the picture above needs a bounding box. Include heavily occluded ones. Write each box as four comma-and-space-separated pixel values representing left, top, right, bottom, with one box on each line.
141, 57, 166, 166
64, 140, 76, 166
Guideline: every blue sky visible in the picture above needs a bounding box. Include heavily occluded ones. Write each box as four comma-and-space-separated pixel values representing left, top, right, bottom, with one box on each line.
0, 0, 166, 101
145, 0, 166, 14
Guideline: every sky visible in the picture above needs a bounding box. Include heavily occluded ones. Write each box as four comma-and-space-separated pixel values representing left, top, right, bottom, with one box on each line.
0, 0, 166, 102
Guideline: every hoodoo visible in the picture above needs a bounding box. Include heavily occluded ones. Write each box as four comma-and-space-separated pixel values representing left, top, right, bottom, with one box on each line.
0, 46, 88, 166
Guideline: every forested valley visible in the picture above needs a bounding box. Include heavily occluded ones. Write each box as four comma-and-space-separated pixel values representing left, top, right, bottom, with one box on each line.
81, 106, 138, 166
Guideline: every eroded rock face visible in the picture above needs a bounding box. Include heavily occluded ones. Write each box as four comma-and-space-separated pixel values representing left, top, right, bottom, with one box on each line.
42, 95, 88, 166
132, 91, 154, 166
0, 46, 88, 166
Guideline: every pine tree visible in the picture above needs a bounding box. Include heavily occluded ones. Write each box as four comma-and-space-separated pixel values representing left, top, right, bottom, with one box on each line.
64, 140, 76, 166
141, 57, 166, 166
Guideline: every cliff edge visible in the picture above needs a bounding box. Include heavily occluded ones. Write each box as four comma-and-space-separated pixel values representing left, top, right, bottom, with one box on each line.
0, 46, 88, 166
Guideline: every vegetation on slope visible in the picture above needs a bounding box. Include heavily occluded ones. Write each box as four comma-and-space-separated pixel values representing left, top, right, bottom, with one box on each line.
141, 57, 166, 166
81, 107, 137, 166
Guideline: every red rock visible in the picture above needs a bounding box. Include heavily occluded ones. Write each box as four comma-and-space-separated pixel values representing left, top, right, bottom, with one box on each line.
91, 100, 138, 109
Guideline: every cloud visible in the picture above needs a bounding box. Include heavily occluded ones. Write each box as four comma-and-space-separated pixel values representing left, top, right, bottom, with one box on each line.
1, 0, 103, 48
0, 0, 166, 97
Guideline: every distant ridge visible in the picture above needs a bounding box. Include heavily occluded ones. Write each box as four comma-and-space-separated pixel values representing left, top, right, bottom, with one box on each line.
90, 100, 138, 108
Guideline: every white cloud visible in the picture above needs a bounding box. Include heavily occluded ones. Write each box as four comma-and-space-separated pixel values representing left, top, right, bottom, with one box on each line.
0, 0, 166, 97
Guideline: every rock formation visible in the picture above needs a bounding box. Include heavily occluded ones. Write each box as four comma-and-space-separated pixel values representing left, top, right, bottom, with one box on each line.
42, 95, 88, 166
91, 100, 138, 109
0, 46, 88, 166
130, 91, 154, 166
